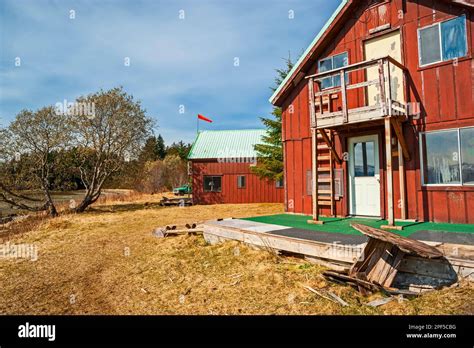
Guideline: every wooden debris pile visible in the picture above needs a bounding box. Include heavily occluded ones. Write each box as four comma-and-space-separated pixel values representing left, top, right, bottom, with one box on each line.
159, 196, 192, 207
153, 222, 203, 238
323, 223, 455, 295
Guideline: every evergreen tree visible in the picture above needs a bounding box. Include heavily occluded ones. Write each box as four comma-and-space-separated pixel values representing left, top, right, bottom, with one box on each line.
139, 136, 160, 162
252, 57, 294, 181
156, 134, 166, 159
166, 141, 191, 161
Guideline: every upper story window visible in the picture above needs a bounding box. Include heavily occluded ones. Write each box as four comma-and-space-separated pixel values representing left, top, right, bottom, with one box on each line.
318, 52, 349, 89
418, 15, 468, 67
420, 127, 474, 186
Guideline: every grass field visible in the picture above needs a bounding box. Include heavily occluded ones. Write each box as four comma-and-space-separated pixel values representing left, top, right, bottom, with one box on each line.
0, 195, 473, 315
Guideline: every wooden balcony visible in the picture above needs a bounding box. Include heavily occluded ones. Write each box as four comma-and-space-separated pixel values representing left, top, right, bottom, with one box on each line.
306, 56, 408, 129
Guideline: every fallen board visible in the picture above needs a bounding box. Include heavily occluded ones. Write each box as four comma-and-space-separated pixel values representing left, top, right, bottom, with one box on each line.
351, 223, 443, 258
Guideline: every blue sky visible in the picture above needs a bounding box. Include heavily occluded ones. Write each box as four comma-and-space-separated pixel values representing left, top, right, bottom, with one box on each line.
0, 0, 341, 144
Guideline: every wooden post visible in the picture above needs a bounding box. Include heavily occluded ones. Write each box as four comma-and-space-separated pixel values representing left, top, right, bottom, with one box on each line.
384, 117, 395, 227
398, 140, 406, 220
308, 78, 322, 224
377, 59, 386, 113
340, 70, 348, 123
308, 128, 322, 224
308, 78, 316, 127
384, 59, 392, 117
330, 130, 335, 217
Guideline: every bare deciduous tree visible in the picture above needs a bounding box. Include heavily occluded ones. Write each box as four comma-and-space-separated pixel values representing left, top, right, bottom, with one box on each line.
70, 87, 152, 212
0, 107, 71, 216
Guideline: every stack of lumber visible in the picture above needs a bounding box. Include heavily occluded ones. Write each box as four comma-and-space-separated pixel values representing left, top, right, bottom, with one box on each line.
153, 222, 203, 238
159, 196, 192, 207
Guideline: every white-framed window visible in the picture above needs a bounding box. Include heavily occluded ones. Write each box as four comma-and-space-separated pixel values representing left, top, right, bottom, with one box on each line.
237, 175, 246, 188
318, 52, 349, 89
420, 127, 474, 186
418, 15, 468, 67
204, 175, 222, 192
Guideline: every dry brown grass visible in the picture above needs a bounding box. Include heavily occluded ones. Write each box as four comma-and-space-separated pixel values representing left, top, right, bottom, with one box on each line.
0, 196, 473, 315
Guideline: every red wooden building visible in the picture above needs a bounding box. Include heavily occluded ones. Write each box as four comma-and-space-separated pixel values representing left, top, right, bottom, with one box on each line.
271, 0, 474, 225
188, 130, 284, 205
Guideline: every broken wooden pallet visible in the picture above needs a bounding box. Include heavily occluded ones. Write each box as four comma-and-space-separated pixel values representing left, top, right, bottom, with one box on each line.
348, 223, 444, 290
322, 223, 449, 295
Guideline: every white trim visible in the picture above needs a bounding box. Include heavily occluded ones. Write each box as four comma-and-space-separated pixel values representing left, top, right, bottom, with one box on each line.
348, 134, 381, 217
419, 126, 474, 186
317, 51, 349, 90
417, 15, 468, 68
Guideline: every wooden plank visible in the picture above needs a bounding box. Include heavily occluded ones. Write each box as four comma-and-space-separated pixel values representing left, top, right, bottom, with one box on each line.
204, 223, 361, 263
318, 128, 342, 164
398, 140, 406, 220
311, 127, 319, 222
308, 77, 316, 127
385, 117, 394, 226
351, 224, 444, 259
340, 70, 348, 123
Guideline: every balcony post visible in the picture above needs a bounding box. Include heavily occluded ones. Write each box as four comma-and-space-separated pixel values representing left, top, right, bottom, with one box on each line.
377, 59, 386, 114
340, 70, 348, 123
384, 117, 394, 226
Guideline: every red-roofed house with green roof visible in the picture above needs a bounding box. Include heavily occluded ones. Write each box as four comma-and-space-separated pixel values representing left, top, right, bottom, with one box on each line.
188, 130, 284, 205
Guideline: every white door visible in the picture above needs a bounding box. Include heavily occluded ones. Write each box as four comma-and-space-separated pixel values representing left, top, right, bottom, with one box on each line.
364, 30, 403, 106
349, 135, 380, 216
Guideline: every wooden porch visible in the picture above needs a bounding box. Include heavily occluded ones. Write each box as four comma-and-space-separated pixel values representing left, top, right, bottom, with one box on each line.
305, 56, 411, 228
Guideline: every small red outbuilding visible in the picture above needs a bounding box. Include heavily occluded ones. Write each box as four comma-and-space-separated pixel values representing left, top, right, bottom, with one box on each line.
188, 129, 284, 205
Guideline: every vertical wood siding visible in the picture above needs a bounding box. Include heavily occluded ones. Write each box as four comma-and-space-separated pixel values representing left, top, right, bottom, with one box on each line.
281, 0, 474, 223
191, 160, 284, 205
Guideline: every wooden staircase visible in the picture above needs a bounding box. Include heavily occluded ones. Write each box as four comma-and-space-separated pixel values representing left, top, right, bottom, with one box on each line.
316, 130, 335, 215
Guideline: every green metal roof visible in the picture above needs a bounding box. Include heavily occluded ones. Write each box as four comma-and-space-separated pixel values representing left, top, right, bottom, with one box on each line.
188, 129, 267, 160
269, 0, 348, 105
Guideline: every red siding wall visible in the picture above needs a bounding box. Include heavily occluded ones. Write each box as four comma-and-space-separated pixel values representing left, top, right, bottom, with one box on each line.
281, 0, 474, 223
191, 160, 284, 205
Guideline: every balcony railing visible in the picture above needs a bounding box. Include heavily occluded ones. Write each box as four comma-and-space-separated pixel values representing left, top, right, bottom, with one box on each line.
306, 56, 408, 129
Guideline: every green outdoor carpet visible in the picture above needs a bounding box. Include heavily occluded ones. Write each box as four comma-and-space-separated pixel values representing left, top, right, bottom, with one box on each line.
242, 214, 474, 238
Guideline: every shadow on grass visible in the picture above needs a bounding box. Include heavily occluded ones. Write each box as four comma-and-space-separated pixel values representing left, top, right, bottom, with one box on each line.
88, 202, 164, 213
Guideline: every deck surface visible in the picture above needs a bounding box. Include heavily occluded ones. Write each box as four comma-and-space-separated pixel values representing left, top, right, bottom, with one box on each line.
212, 219, 474, 246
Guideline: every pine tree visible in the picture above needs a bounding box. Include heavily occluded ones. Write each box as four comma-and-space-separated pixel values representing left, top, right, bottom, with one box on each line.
140, 136, 159, 162
252, 57, 294, 181
156, 134, 166, 159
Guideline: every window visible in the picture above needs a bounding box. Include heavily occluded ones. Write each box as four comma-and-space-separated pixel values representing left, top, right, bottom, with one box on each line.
203, 176, 222, 192
318, 52, 349, 89
461, 128, 474, 184
418, 15, 468, 66
420, 127, 474, 185
353, 141, 375, 177
276, 178, 284, 188
237, 175, 246, 188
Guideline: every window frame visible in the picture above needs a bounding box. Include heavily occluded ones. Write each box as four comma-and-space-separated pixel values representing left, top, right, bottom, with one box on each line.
275, 178, 284, 189
203, 175, 222, 192
419, 126, 474, 187
317, 51, 349, 90
417, 15, 468, 68
237, 175, 246, 189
